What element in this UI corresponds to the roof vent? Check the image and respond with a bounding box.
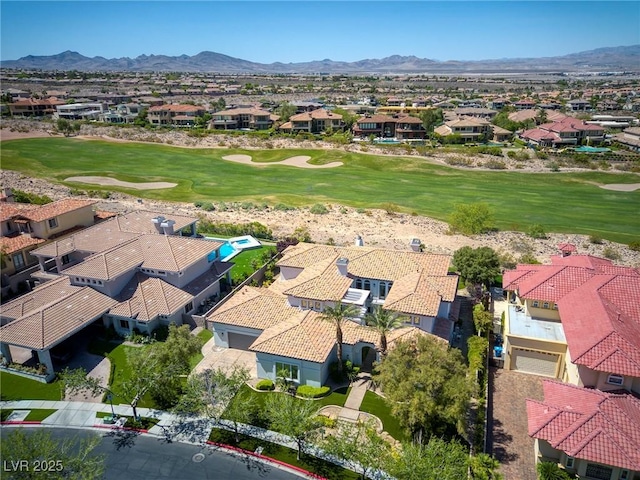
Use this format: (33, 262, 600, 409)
(410, 238, 422, 252)
(151, 216, 165, 234)
(355, 235, 364, 247)
(161, 219, 175, 235)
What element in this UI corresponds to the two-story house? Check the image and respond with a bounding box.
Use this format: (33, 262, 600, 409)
(521, 116, 605, 148)
(502, 251, 640, 480)
(352, 114, 427, 140)
(279, 109, 344, 134)
(211, 107, 277, 131)
(433, 117, 492, 142)
(207, 241, 459, 387)
(0, 210, 231, 380)
(8, 98, 64, 117)
(147, 104, 206, 127)
(1, 198, 96, 296)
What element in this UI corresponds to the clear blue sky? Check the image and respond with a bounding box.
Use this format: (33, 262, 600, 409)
(1, 1, 639, 63)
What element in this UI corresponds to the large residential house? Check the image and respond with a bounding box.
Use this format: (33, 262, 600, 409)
(0, 211, 231, 381)
(279, 109, 344, 134)
(614, 126, 640, 152)
(55, 103, 106, 121)
(147, 104, 206, 127)
(8, 98, 64, 117)
(502, 251, 640, 479)
(211, 107, 277, 131)
(433, 117, 492, 142)
(521, 116, 605, 148)
(352, 114, 427, 140)
(1, 197, 97, 296)
(207, 242, 459, 387)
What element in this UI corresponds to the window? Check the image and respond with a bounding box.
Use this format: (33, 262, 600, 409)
(532, 300, 539, 307)
(607, 374, 624, 386)
(314, 301, 321, 311)
(619, 470, 629, 480)
(553, 303, 558, 310)
(363, 280, 371, 291)
(565, 456, 575, 469)
(412, 316, 420, 325)
(48, 218, 58, 228)
(119, 319, 130, 330)
(184, 301, 194, 313)
(275, 362, 299, 382)
(301, 300, 308, 309)
(12, 253, 25, 270)
(355, 279, 362, 289)
(61, 254, 70, 265)
(585, 464, 613, 480)
(543, 302, 550, 309)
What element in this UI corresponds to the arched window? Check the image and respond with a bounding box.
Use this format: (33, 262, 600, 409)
(355, 279, 362, 289)
(363, 280, 371, 291)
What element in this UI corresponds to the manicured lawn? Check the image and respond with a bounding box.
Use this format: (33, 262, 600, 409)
(209, 428, 360, 480)
(0, 371, 63, 401)
(229, 246, 277, 281)
(1, 408, 57, 422)
(197, 328, 213, 343)
(359, 390, 408, 442)
(188, 330, 212, 369)
(2, 138, 638, 242)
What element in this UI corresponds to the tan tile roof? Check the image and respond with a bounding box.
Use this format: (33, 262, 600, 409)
(384, 272, 459, 316)
(282, 257, 354, 301)
(289, 109, 343, 121)
(207, 286, 297, 330)
(15, 199, 95, 223)
(214, 107, 272, 116)
(62, 235, 222, 280)
(0, 203, 38, 222)
(148, 104, 204, 113)
(0, 286, 116, 349)
(110, 273, 193, 321)
(0, 233, 46, 255)
(113, 211, 196, 234)
(250, 311, 377, 363)
(0, 277, 79, 322)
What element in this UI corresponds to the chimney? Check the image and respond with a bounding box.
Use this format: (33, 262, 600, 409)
(336, 257, 349, 276)
(0, 187, 14, 203)
(355, 235, 364, 247)
(151, 216, 165, 234)
(410, 238, 422, 252)
(161, 219, 175, 235)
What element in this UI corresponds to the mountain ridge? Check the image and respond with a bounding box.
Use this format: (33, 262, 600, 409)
(1, 45, 638, 73)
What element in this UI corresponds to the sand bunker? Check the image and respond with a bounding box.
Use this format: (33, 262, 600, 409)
(65, 176, 177, 190)
(222, 154, 342, 169)
(599, 183, 640, 192)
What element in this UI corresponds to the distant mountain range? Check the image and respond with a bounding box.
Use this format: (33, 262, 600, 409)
(1, 46, 639, 74)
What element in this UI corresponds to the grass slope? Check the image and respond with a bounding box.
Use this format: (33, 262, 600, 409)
(2, 138, 639, 242)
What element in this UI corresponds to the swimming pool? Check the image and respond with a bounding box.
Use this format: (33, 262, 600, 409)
(205, 235, 262, 261)
(218, 242, 238, 259)
(375, 138, 401, 144)
(574, 146, 611, 153)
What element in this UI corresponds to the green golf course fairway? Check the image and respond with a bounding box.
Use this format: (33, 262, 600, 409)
(2, 137, 639, 243)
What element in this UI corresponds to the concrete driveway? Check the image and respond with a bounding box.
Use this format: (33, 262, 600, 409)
(193, 337, 257, 377)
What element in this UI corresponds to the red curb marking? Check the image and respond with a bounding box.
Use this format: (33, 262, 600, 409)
(206, 441, 326, 479)
(0, 421, 41, 425)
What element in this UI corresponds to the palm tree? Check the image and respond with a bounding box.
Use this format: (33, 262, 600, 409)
(365, 306, 404, 357)
(319, 302, 360, 376)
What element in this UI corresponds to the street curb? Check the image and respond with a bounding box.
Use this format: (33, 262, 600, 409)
(206, 441, 325, 479)
(0, 421, 41, 425)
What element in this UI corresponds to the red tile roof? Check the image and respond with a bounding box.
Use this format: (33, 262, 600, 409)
(557, 243, 577, 253)
(0, 233, 46, 255)
(13, 199, 95, 223)
(527, 380, 640, 471)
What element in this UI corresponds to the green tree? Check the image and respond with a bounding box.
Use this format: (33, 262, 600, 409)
(56, 118, 72, 136)
(374, 335, 473, 438)
(223, 389, 259, 442)
(331, 107, 358, 130)
(276, 102, 297, 122)
(365, 306, 404, 357)
(470, 453, 503, 480)
(176, 364, 250, 421)
(419, 108, 444, 133)
(453, 246, 501, 287)
(448, 202, 495, 235)
(265, 393, 322, 460)
(385, 437, 470, 480)
(528, 224, 547, 239)
(536, 461, 573, 480)
(134, 107, 149, 127)
(473, 303, 494, 336)
(1, 428, 105, 480)
(319, 302, 360, 376)
(322, 420, 391, 479)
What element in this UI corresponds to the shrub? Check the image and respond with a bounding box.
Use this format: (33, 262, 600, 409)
(296, 385, 331, 399)
(589, 234, 604, 245)
(329, 360, 360, 382)
(537, 151, 549, 160)
(12, 189, 52, 205)
(628, 241, 640, 252)
(200, 202, 215, 211)
(310, 203, 329, 215)
(467, 336, 489, 374)
(528, 224, 547, 239)
(256, 379, 275, 391)
(548, 161, 560, 172)
(274, 203, 295, 211)
(602, 246, 620, 261)
(314, 415, 337, 428)
(483, 159, 506, 169)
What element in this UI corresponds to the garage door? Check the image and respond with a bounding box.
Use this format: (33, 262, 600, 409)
(511, 349, 559, 377)
(228, 332, 258, 350)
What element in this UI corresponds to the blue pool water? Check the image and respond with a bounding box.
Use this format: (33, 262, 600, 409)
(234, 238, 251, 245)
(375, 139, 401, 144)
(574, 146, 611, 153)
(219, 242, 238, 259)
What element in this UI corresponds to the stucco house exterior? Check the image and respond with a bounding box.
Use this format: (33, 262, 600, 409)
(279, 109, 344, 134)
(502, 249, 640, 479)
(1, 197, 97, 295)
(0, 211, 231, 380)
(207, 242, 458, 387)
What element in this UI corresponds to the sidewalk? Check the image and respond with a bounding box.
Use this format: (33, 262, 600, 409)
(338, 371, 371, 421)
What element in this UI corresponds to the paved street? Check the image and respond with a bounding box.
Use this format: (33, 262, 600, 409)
(2, 427, 304, 480)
